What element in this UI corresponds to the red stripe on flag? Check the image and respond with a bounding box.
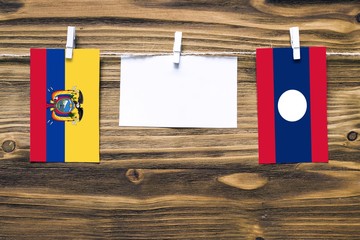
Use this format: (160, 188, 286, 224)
(30, 49, 47, 162)
(309, 47, 328, 163)
(256, 48, 276, 164)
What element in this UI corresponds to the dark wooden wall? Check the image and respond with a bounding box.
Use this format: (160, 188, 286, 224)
(0, 0, 360, 239)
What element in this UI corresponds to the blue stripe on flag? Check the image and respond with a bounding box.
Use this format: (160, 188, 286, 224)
(273, 47, 312, 163)
(46, 49, 65, 162)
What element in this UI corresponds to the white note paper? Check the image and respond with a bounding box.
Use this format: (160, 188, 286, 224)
(119, 55, 237, 128)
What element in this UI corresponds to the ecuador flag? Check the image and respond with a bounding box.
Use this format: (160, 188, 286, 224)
(256, 47, 328, 164)
(30, 49, 100, 163)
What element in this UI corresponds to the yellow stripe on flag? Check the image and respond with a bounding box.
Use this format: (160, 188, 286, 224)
(65, 49, 100, 162)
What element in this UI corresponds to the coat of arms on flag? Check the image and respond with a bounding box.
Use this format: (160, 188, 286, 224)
(30, 49, 100, 163)
(256, 47, 328, 164)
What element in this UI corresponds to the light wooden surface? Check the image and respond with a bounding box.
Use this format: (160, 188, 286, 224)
(0, 0, 360, 239)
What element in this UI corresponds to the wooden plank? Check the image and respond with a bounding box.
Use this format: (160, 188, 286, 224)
(0, 1, 359, 54)
(0, 167, 359, 239)
(0, 0, 359, 239)
(0, 56, 359, 166)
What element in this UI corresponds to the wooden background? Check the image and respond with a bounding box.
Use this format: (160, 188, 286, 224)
(1, 0, 360, 239)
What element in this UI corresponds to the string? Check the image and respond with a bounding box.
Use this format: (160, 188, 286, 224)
(0, 51, 360, 58)
(102, 51, 257, 57)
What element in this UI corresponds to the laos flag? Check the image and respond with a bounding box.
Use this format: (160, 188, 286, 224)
(30, 49, 100, 163)
(256, 47, 328, 164)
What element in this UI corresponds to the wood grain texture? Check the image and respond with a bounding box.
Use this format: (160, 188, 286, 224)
(0, 0, 360, 239)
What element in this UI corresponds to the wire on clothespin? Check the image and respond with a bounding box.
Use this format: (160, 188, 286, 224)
(173, 31, 182, 64)
(66, 26, 76, 59)
(290, 27, 300, 60)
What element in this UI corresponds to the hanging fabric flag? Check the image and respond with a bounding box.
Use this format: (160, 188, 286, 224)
(256, 47, 328, 164)
(30, 49, 100, 163)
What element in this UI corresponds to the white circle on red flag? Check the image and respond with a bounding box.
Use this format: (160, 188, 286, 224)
(278, 89, 307, 122)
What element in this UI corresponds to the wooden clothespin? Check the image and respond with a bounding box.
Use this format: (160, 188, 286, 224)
(290, 27, 300, 60)
(173, 31, 182, 64)
(66, 26, 76, 59)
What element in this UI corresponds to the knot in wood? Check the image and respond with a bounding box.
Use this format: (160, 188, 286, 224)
(125, 169, 144, 184)
(0, 0, 24, 14)
(356, 13, 360, 23)
(218, 173, 268, 190)
(347, 131, 358, 141)
(2, 140, 16, 153)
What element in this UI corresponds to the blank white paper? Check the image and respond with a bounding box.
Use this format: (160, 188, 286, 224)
(119, 55, 237, 128)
